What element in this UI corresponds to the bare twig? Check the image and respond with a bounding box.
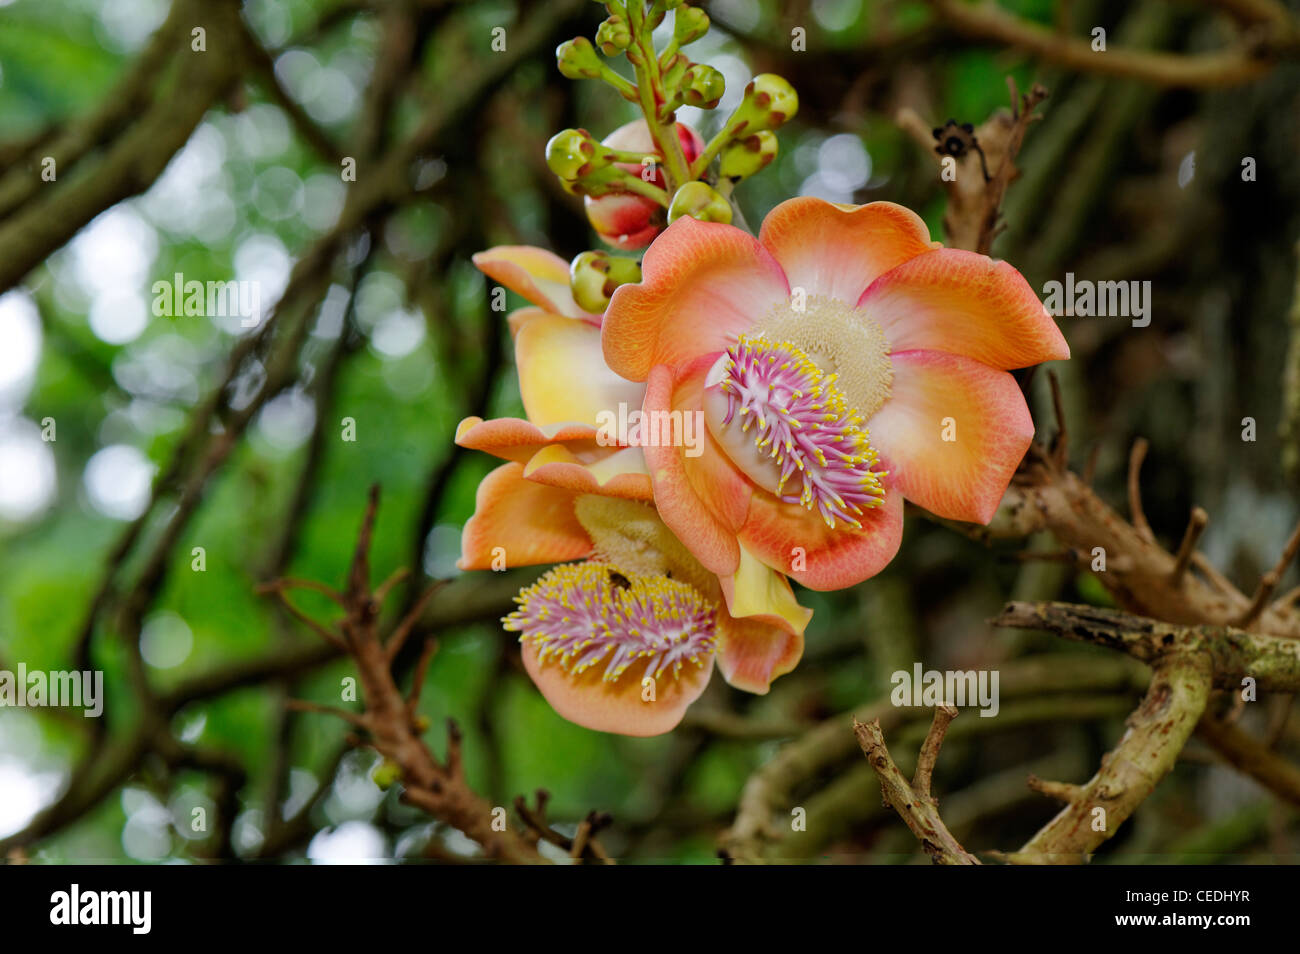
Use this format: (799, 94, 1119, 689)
(1127, 438, 1156, 544)
(1238, 520, 1300, 626)
(261, 488, 546, 863)
(1171, 507, 1210, 584)
(897, 77, 1048, 253)
(854, 712, 981, 865)
(912, 705, 960, 800)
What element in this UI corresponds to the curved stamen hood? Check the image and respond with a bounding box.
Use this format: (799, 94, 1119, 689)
(503, 562, 717, 683)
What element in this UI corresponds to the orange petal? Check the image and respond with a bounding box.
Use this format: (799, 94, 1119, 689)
(860, 248, 1069, 370)
(472, 246, 596, 319)
(602, 216, 788, 381)
(867, 349, 1034, 524)
(758, 197, 938, 304)
(715, 611, 804, 695)
(515, 313, 646, 428)
(738, 480, 904, 591)
(718, 545, 813, 637)
(521, 640, 714, 736)
(455, 416, 602, 464)
(458, 463, 592, 570)
(643, 358, 751, 580)
(522, 444, 654, 501)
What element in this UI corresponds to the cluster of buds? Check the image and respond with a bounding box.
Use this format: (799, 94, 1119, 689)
(549, 1, 800, 299)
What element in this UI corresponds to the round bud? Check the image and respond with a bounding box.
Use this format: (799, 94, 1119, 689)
(668, 181, 733, 225)
(673, 5, 710, 45)
(718, 130, 778, 180)
(727, 73, 799, 134)
(545, 128, 600, 181)
(570, 251, 643, 313)
(595, 15, 632, 55)
(556, 36, 603, 80)
(372, 760, 402, 791)
(681, 63, 725, 109)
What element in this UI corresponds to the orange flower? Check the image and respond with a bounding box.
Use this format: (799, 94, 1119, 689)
(456, 245, 811, 736)
(601, 197, 1069, 591)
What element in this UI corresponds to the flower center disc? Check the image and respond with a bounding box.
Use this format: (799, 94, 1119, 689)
(503, 562, 716, 683)
(703, 296, 893, 529)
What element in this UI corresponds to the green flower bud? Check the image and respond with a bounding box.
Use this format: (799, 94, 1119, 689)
(668, 181, 732, 225)
(570, 251, 642, 313)
(681, 63, 725, 109)
(726, 73, 799, 135)
(562, 164, 641, 198)
(673, 6, 710, 45)
(372, 759, 402, 791)
(557, 36, 604, 80)
(545, 128, 602, 181)
(595, 15, 632, 55)
(718, 130, 778, 181)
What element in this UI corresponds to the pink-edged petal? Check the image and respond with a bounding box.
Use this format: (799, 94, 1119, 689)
(738, 479, 904, 591)
(454, 416, 602, 464)
(515, 313, 646, 428)
(472, 246, 597, 319)
(758, 197, 938, 304)
(522, 444, 654, 501)
(643, 358, 752, 580)
(718, 545, 813, 637)
(860, 248, 1069, 370)
(867, 349, 1034, 524)
(522, 639, 713, 736)
(715, 612, 804, 695)
(602, 216, 789, 382)
(458, 463, 592, 570)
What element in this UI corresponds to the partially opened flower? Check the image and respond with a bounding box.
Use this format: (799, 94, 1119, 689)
(460, 244, 650, 500)
(602, 197, 1069, 591)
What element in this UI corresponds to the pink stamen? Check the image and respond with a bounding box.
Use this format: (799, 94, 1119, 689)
(503, 563, 717, 682)
(717, 336, 887, 529)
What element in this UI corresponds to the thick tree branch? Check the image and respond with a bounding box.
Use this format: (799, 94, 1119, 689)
(929, 0, 1293, 87)
(991, 601, 1300, 691)
(996, 652, 1213, 863)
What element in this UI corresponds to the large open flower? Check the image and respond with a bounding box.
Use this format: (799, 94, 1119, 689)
(602, 197, 1069, 591)
(455, 246, 811, 735)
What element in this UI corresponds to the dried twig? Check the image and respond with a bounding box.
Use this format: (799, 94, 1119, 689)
(1170, 507, 1210, 585)
(897, 77, 1048, 253)
(261, 487, 546, 863)
(854, 708, 981, 865)
(1127, 438, 1156, 544)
